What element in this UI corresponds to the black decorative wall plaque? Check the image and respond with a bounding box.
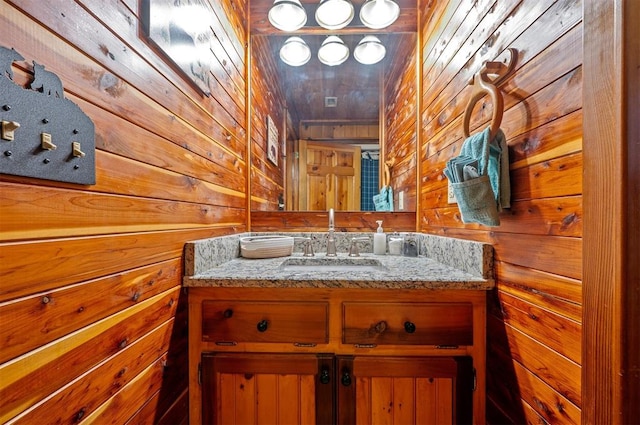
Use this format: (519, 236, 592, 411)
(0, 45, 96, 185)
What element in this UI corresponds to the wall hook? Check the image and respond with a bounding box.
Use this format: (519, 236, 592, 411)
(463, 48, 517, 139)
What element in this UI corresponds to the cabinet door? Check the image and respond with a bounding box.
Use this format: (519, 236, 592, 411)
(201, 353, 335, 425)
(336, 356, 473, 425)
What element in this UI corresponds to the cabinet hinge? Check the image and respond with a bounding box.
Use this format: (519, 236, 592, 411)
(472, 368, 477, 392)
(354, 344, 377, 349)
(198, 362, 202, 386)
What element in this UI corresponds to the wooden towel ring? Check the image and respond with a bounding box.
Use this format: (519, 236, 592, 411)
(382, 158, 395, 187)
(463, 63, 504, 140)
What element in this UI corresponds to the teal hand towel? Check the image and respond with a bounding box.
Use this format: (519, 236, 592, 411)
(459, 127, 510, 210)
(373, 185, 394, 211)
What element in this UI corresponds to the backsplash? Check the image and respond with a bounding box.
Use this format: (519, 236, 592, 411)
(185, 232, 493, 279)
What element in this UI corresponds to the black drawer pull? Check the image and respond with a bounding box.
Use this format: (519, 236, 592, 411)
(257, 320, 268, 332)
(223, 309, 233, 318)
(404, 321, 416, 333)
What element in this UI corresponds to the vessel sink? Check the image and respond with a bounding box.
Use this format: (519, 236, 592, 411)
(280, 257, 386, 273)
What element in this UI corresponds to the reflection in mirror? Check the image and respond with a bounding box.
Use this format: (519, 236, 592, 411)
(249, 1, 417, 213)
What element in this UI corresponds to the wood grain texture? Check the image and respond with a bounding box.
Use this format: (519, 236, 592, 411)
(0, 289, 180, 422)
(202, 353, 320, 424)
(0, 258, 180, 364)
(0, 0, 247, 423)
(202, 300, 328, 343)
(250, 210, 417, 232)
(190, 286, 486, 424)
(351, 357, 458, 424)
(487, 315, 581, 407)
(249, 35, 286, 211)
(342, 302, 473, 346)
(582, 0, 640, 423)
(419, 0, 584, 421)
(384, 32, 418, 211)
(487, 346, 580, 425)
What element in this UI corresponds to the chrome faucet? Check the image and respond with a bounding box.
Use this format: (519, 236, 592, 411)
(326, 208, 337, 256)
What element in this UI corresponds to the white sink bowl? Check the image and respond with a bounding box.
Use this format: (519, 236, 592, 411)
(240, 235, 294, 259)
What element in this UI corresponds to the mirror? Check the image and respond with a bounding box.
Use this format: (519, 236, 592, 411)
(249, 0, 418, 212)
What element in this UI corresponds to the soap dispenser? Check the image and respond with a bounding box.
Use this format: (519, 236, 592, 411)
(373, 220, 386, 255)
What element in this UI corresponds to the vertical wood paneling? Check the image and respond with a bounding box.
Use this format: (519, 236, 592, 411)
(201, 352, 323, 424)
(299, 374, 316, 423)
(355, 377, 372, 425)
(582, 1, 640, 423)
(418, 0, 583, 422)
(277, 375, 301, 423)
(256, 374, 278, 423)
(370, 377, 393, 424)
(393, 377, 415, 424)
(219, 374, 237, 423)
(235, 374, 257, 424)
(0, 0, 247, 423)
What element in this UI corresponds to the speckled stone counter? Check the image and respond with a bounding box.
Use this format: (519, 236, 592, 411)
(183, 232, 494, 290)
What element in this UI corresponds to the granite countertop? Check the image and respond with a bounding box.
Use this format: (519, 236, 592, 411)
(183, 233, 494, 290)
(184, 256, 491, 289)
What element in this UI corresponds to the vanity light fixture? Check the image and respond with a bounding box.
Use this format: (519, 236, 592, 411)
(315, 0, 355, 30)
(268, 0, 307, 31)
(317, 35, 349, 66)
(353, 35, 386, 64)
(279, 36, 312, 66)
(359, 0, 400, 29)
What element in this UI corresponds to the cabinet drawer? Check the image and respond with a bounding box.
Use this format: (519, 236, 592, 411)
(202, 301, 329, 344)
(343, 302, 473, 346)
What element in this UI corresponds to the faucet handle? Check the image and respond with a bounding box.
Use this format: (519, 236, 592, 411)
(348, 237, 370, 257)
(294, 237, 315, 257)
(303, 240, 315, 257)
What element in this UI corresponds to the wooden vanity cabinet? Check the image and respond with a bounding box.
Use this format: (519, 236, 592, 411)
(201, 352, 335, 424)
(189, 287, 486, 424)
(336, 355, 472, 424)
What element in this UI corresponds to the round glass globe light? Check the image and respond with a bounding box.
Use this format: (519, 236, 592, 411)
(279, 37, 312, 66)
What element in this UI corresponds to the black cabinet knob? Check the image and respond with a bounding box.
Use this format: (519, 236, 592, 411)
(320, 367, 331, 384)
(223, 309, 233, 318)
(257, 320, 268, 332)
(341, 369, 352, 386)
(404, 321, 416, 333)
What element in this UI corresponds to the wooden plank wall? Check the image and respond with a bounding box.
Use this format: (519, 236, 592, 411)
(299, 121, 379, 141)
(249, 36, 287, 211)
(250, 210, 416, 232)
(418, 0, 583, 423)
(0, 0, 247, 423)
(384, 32, 418, 211)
